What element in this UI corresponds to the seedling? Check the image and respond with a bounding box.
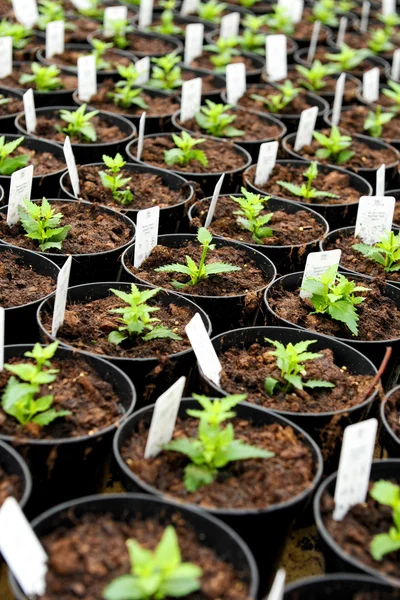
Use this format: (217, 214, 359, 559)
(325, 44, 371, 73)
(90, 38, 114, 71)
(310, 0, 339, 27)
(368, 29, 394, 55)
(197, 0, 227, 23)
(37, 0, 74, 30)
(164, 393, 274, 491)
(149, 0, 183, 36)
(149, 51, 183, 90)
(363, 105, 395, 138)
(352, 231, 400, 273)
(155, 227, 240, 289)
(19, 63, 63, 92)
(301, 265, 369, 335)
(1, 341, 71, 426)
(313, 126, 355, 165)
(0, 20, 32, 49)
(57, 104, 99, 142)
(164, 131, 208, 167)
(231, 187, 273, 243)
(377, 12, 400, 36)
(251, 80, 301, 113)
(383, 81, 400, 111)
(0, 95, 10, 107)
(110, 83, 148, 111)
(238, 15, 266, 55)
(203, 37, 240, 73)
(277, 162, 340, 200)
(108, 285, 182, 345)
(369, 480, 400, 561)
(103, 526, 202, 600)
(194, 100, 244, 137)
(78, 0, 104, 20)
(106, 19, 134, 49)
(296, 61, 338, 92)
(264, 5, 295, 35)
(115, 63, 141, 86)
(99, 153, 133, 206)
(0, 136, 30, 176)
(238, 0, 262, 8)
(18, 197, 70, 252)
(264, 338, 335, 395)
(337, 0, 356, 11)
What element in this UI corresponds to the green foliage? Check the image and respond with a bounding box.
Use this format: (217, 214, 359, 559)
(251, 80, 301, 113)
(165, 393, 274, 491)
(1, 341, 71, 426)
(103, 526, 202, 600)
(368, 29, 394, 55)
(238, 15, 266, 55)
(231, 187, 273, 243)
(194, 100, 244, 137)
(149, 0, 183, 36)
(0, 20, 32, 49)
(164, 131, 208, 167)
(377, 12, 400, 36)
(155, 227, 240, 289)
(277, 161, 340, 200)
(116, 63, 141, 86)
(310, 1, 338, 26)
(18, 197, 70, 252)
(264, 338, 335, 395)
(313, 126, 355, 165)
(110, 83, 148, 111)
(78, 0, 104, 20)
(337, 0, 356, 12)
(107, 19, 134, 49)
(0, 136, 29, 176)
(108, 285, 182, 346)
(325, 44, 371, 72)
(370, 480, 400, 561)
(301, 265, 369, 335)
(296, 61, 337, 92)
(19, 63, 63, 92)
(203, 37, 240, 73)
(363, 105, 395, 138)
(57, 104, 99, 142)
(99, 154, 133, 206)
(90, 38, 114, 71)
(37, 0, 65, 29)
(264, 5, 294, 35)
(237, 0, 262, 8)
(352, 231, 400, 273)
(0, 95, 10, 107)
(197, 0, 227, 23)
(149, 51, 183, 90)
(383, 80, 400, 111)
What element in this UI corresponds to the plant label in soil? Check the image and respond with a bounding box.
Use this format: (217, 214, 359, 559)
(11, 0, 38, 29)
(0, 307, 4, 371)
(144, 376, 186, 459)
(134, 206, 160, 268)
(205, 173, 224, 227)
(376, 164, 385, 197)
(360, 0, 370, 33)
(137, 112, 146, 161)
(181, 77, 202, 123)
(64, 136, 80, 197)
(355, 195, 395, 245)
(139, 0, 154, 30)
(392, 48, 400, 81)
(52, 255, 72, 337)
(104, 5, 128, 36)
(382, 0, 395, 15)
(279, 0, 303, 23)
(184, 23, 204, 65)
(185, 312, 221, 386)
(7, 164, 33, 226)
(226, 62, 246, 106)
(294, 106, 318, 152)
(135, 56, 150, 85)
(333, 418, 378, 521)
(220, 12, 240, 38)
(180, 0, 199, 16)
(78, 54, 97, 102)
(23, 88, 37, 135)
(336, 16, 347, 47)
(307, 20, 321, 63)
(362, 67, 380, 103)
(0, 497, 48, 596)
(0, 37, 12, 79)
(70, 0, 92, 9)
(255, 140, 279, 186)
(331, 72, 346, 127)
(267, 568, 286, 600)
(265, 34, 287, 82)
(300, 249, 341, 298)
(45, 20, 65, 59)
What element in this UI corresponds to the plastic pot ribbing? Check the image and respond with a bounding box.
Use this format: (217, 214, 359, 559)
(380, 385, 400, 458)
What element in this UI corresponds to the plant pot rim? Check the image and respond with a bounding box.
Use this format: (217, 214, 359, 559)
(380, 385, 400, 450)
(325, 29, 396, 61)
(4, 61, 78, 96)
(294, 46, 391, 70)
(284, 572, 395, 594)
(261, 68, 362, 91)
(0, 87, 24, 122)
(0, 438, 32, 509)
(324, 105, 400, 144)
(181, 49, 264, 77)
(205, 26, 299, 53)
(87, 28, 184, 55)
(0, 133, 67, 179)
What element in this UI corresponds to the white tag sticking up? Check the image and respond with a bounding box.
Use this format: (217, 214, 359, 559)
(331, 73, 346, 127)
(267, 569, 286, 600)
(336, 16, 347, 46)
(104, 5, 128, 36)
(139, 0, 154, 29)
(220, 12, 240, 38)
(355, 196, 395, 245)
(376, 165, 385, 197)
(52, 256, 72, 337)
(78, 54, 97, 102)
(294, 106, 318, 152)
(181, 77, 202, 122)
(226, 63, 246, 106)
(363, 67, 380, 103)
(180, 0, 199, 15)
(0, 37, 12, 79)
(360, 0, 370, 33)
(0, 307, 4, 371)
(292, 0, 304, 23)
(7, 165, 34, 226)
(134, 206, 160, 268)
(307, 21, 321, 63)
(23, 88, 37, 135)
(255, 141, 279, 187)
(185, 313, 221, 386)
(300, 249, 341, 298)
(204, 173, 224, 228)
(184, 23, 204, 65)
(11, 0, 38, 29)
(137, 112, 146, 161)
(70, 0, 92, 9)
(382, 0, 396, 16)
(45, 20, 64, 59)
(135, 56, 150, 85)
(265, 34, 287, 82)
(63, 137, 80, 198)
(392, 49, 400, 81)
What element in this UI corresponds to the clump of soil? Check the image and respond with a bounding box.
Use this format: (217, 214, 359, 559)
(0, 63, 77, 91)
(99, 31, 176, 55)
(0, 202, 133, 255)
(191, 52, 256, 72)
(0, 465, 22, 507)
(39, 512, 251, 600)
(2, 143, 65, 176)
(385, 388, 400, 441)
(44, 49, 131, 71)
(238, 86, 313, 116)
(0, 250, 56, 308)
(336, 105, 400, 141)
(0, 94, 23, 116)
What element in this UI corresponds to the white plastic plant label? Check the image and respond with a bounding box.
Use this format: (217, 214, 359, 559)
(355, 196, 395, 245)
(70, 0, 92, 9)
(52, 256, 72, 337)
(134, 206, 160, 268)
(331, 72, 346, 127)
(185, 312, 222, 386)
(294, 106, 318, 152)
(12, 0, 38, 29)
(135, 56, 150, 85)
(184, 23, 204, 65)
(0, 497, 48, 596)
(336, 16, 347, 47)
(267, 569, 286, 600)
(300, 249, 341, 299)
(392, 48, 400, 81)
(144, 376, 186, 459)
(360, 0, 370, 33)
(78, 54, 97, 102)
(265, 34, 287, 82)
(23, 88, 37, 135)
(104, 5, 128, 36)
(0, 307, 4, 371)
(180, 77, 202, 123)
(45, 20, 65, 59)
(0, 37, 12, 79)
(7, 165, 34, 226)
(181, 0, 199, 15)
(226, 62, 246, 106)
(363, 67, 380, 103)
(333, 418, 378, 521)
(376, 164, 385, 197)
(292, 0, 304, 23)
(63, 136, 80, 198)
(382, 0, 395, 16)
(255, 141, 279, 187)
(139, 0, 154, 30)
(137, 112, 146, 161)
(205, 173, 225, 227)
(220, 12, 240, 38)
(307, 20, 321, 63)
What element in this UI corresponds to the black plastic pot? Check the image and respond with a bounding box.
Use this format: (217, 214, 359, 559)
(0, 86, 24, 134)
(185, 50, 264, 83)
(113, 398, 323, 595)
(385, 189, 400, 230)
(188, 194, 329, 274)
(36, 281, 212, 406)
(126, 132, 252, 196)
(0, 198, 136, 286)
(0, 439, 32, 510)
(356, 83, 396, 110)
(326, 28, 396, 64)
(149, 10, 215, 41)
(60, 162, 194, 234)
(0, 344, 136, 516)
(8, 492, 259, 600)
(14, 106, 137, 163)
(243, 160, 373, 230)
(284, 573, 397, 599)
(12, 30, 45, 62)
(380, 385, 400, 458)
(314, 459, 400, 586)
(88, 28, 184, 58)
(264, 271, 400, 389)
(121, 234, 276, 334)
(180, 66, 226, 102)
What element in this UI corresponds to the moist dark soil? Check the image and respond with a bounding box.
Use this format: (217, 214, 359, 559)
(218, 343, 374, 413)
(335, 31, 399, 57)
(385, 388, 400, 441)
(190, 196, 325, 246)
(65, 165, 187, 210)
(42, 294, 196, 359)
(138, 136, 247, 173)
(122, 416, 315, 509)
(0, 63, 77, 91)
(269, 278, 400, 341)
(0, 357, 122, 440)
(371, 91, 400, 110)
(45, 49, 131, 71)
(0, 202, 133, 255)
(65, 17, 100, 43)
(394, 202, 400, 226)
(191, 53, 256, 72)
(39, 513, 250, 600)
(99, 31, 176, 54)
(303, 46, 388, 78)
(263, 70, 360, 102)
(324, 231, 400, 283)
(130, 242, 269, 296)
(245, 163, 361, 205)
(335, 105, 400, 142)
(181, 70, 222, 93)
(4, 144, 66, 176)
(0, 95, 23, 116)
(0, 250, 56, 308)
(0, 465, 22, 507)
(13, 37, 45, 61)
(292, 19, 329, 43)
(237, 86, 312, 116)
(321, 481, 400, 580)
(0, 0, 11, 16)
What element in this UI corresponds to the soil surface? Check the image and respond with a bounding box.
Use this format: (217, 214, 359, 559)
(370, 91, 400, 110)
(0, 95, 23, 116)
(0, 0, 11, 15)
(0, 250, 56, 308)
(237, 86, 313, 116)
(2, 143, 65, 176)
(191, 52, 256, 72)
(122, 416, 315, 509)
(302, 46, 388, 78)
(99, 31, 176, 54)
(39, 512, 250, 600)
(218, 343, 374, 413)
(181, 70, 222, 93)
(0, 357, 122, 440)
(0, 465, 22, 507)
(65, 17, 100, 43)
(292, 19, 329, 43)
(262, 70, 360, 103)
(336, 31, 399, 57)
(0, 202, 133, 255)
(0, 63, 77, 91)
(335, 105, 400, 142)
(385, 388, 400, 441)
(44, 49, 131, 71)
